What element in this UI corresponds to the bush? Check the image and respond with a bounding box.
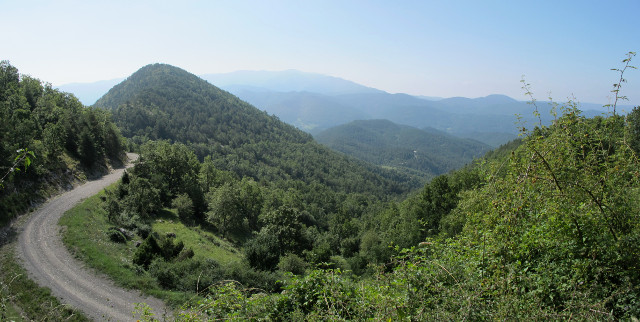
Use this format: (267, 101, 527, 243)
(244, 233, 280, 271)
(107, 227, 127, 243)
(172, 193, 194, 223)
(277, 253, 308, 275)
(176, 248, 195, 261)
(133, 234, 161, 269)
(135, 224, 151, 239)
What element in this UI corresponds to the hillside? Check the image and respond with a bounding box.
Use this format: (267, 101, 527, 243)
(63, 64, 435, 306)
(160, 97, 640, 321)
(94, 64, 310, 149)
(95, 64, 421, 203)
(315, 119, 490, 179)
(0, 61, 126, 223)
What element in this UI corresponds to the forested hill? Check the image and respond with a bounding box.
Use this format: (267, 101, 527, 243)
(315, 119, 490, 179)
(95, 64, 421, 199)
(94, 63, 311, 148)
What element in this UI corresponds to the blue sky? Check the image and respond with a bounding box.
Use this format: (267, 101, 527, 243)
(2, 0, 639, 105)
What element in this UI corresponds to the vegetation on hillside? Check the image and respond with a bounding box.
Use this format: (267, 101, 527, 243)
(92, 74, 490, 293)
(315, 119, 490, 180)
(169, 107, 639, 321)
(6, 53, 639, 320)
(120, 53, 638, 320)
(95, 64, 421, 200)
(0, 61, 126, 224)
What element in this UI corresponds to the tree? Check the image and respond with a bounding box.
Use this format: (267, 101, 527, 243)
(135, 141, 200, 205)
(237, 178, 263, 232)
(206, 183, 243, 238)
(123, 175, 161, 218)
(172, 193, 194, 223)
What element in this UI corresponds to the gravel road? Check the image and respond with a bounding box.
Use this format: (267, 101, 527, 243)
(17, 154, 168, 321)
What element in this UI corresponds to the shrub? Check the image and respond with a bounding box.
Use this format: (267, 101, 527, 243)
(133, 234, 161, 269)
(107, 227, 127, 243)
(277, 253, 308, 275)
(172, 193, 194, 223)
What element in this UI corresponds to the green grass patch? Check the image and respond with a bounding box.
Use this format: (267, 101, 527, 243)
(60, 188, 187, 306)
(59, 183, 244, 308)
(2, 302, 23, 322)
(152, 211, 241, 265)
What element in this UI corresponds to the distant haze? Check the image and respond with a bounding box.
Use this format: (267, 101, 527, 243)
(58, 68, 632, 148)
(3, 1, 638, 105)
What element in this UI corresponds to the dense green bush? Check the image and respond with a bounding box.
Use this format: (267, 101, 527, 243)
(107, 227, 127, 243)
(171, 65, 640, 319)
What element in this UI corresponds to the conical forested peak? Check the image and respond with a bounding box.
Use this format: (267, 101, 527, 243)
(94, 63, 313, 151)
(94, 63, 229, 110)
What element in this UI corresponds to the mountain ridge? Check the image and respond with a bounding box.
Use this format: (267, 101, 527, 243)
(200, 69, 385, 95)
(315, 119, 490, 179)
(72, 68, 626, 147)
(95, 63, 422, 197)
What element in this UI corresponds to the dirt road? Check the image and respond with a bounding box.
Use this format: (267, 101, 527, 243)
(17, 154, 168, 321)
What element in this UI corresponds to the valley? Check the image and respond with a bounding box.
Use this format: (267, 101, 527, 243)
(2, 56, 639, 320)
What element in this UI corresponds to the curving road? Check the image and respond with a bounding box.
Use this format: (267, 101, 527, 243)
(17, 154, 168, 321)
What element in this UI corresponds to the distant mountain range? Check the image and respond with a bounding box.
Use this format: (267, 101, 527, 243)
(60, 69, 627, 147)
(200, 70, 385, 95)
(94, 63, 423, 196)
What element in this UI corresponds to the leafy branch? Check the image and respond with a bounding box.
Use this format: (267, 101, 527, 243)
(521, 77, 543, 129)
(0, 148, 35, 189)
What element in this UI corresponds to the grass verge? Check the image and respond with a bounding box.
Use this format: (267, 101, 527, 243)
(59, 184, 244, 308)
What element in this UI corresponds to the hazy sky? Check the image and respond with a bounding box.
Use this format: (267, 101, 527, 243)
(2, 0, 639, 105)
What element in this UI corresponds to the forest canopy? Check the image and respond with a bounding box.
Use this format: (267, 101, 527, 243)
(0, 61, 126, 223)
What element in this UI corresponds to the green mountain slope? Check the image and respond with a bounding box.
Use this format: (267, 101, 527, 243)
(169, 100, 640, 321)
(315, 119, 490, 179)
(94, 64, 308, 147)
(95, 64, 420, 200)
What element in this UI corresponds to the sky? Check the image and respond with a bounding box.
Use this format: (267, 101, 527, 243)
(2, 0, 639, 105)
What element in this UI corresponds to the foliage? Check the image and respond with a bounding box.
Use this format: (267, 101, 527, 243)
(172, 193, 194, 223)
(0, 61, 126, 223)
(277, 253, 309, 275)
(133, 233, 184, 269)
(315, 119, 490, 180)
(137, 54, 640, 320)
(627, 105, 640, 154)
(0, 148, 35, 189)
(205, 183, 243, 238)
(244, 206, 310, 271)
(453, 104, 640, 317)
